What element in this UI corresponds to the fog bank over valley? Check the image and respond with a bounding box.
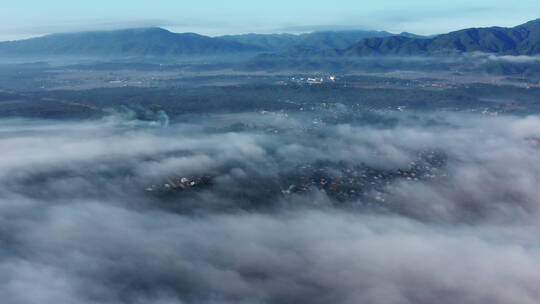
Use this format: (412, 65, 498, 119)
(1, 110, 540, 303)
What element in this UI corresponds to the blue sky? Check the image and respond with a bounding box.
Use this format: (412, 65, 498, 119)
(1, 0, 539, 41)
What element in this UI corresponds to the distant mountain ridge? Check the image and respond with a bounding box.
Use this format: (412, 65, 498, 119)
(345, 19, 540, 56)
(0, 28, 264, 57)
(0, 27, 430, 58)
(219, 30, 401, 52)
(1, 19, 540, 59)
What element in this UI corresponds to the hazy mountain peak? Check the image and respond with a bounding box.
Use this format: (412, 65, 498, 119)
(0, 27, 263, 57)
(517, 18, 540, 30)
(345, 18, 540, 56)
(44, 27, 172, 38)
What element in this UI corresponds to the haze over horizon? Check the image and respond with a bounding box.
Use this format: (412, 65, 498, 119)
(2, 0, 540, 41)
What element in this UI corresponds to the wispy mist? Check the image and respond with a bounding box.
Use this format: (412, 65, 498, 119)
(1, 110, 540, 303)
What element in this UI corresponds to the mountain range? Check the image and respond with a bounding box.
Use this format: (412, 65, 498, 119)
(0, 27, 428, 58)
(0, 19, 539, 58)
(219, 30, 431, 52)
(344, 19, 540, 56)
(0, 28, 264, 57)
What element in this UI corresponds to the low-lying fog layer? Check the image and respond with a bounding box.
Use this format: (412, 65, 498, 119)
(1, 110, 540, 304)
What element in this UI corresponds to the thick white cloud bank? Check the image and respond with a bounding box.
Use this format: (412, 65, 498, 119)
(1, 112, 540, 303)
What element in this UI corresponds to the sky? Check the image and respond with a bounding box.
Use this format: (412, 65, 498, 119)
(1, 0, 540, 41)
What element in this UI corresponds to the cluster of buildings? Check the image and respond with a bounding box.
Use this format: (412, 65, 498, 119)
(280, 150, 448, 203)
(145, 175, 212, 195)
(289, 75, 337, 85)
(144, 149, 448, 205)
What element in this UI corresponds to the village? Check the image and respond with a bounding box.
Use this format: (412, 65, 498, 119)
(144, 149, 448, 205)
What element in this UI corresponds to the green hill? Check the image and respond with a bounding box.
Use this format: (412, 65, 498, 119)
(219, 30, 428, 52)
(345, 19, 540, 56)
(0, 28, 264, 57)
